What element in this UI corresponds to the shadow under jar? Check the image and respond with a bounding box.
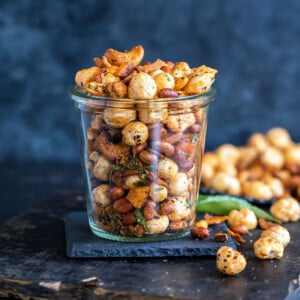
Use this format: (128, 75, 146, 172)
(70, 86, 216, 242)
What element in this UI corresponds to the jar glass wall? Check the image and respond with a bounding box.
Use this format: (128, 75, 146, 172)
(71, 86, 216, 242)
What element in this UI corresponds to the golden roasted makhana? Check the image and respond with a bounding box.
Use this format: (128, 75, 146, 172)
(75, 45, 218, 99)
(201, 127, 300, 207)
(216, 246, 247, 275)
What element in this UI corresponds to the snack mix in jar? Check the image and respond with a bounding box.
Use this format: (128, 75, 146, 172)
(71, 45, 217, 242)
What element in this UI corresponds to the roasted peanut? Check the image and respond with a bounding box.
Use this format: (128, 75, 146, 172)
(169, 220, 187, 231)
(172, 148, 194, 172)
(190, 227, 210, 239)
(163, 132, 183, 144)
(132, 143, 147, 155)
(148, 123, 167, 141)
(188, 124, 202, 133)
(151, 141, 175, 156)
(158, 88, 179, 98)
(122, 212, 137, 225)
(113, 198, 134, 214)
(160, 200, 176, 215)
(110, 186, 125, 201)
(229, 225, 249, 234)
(143, 206, 159, 220)
(139, 150, 159, 164)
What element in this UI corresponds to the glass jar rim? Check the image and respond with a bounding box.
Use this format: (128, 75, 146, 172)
(70, 85, 216, 107)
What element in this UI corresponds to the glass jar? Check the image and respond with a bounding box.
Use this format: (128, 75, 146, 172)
(70, 86, 216, 242)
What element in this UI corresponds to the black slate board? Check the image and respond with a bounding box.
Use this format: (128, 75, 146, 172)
(65, 212, 236, 258)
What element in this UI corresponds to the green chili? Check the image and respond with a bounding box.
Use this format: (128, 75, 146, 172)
(197, 195, 280, 223)
(134, 208, 149, 230)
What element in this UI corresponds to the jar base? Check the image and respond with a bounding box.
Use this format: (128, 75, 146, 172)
(88, 217, 190, 243)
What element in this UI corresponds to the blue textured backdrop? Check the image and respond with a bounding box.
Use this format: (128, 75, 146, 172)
(1, 0, 300, 162)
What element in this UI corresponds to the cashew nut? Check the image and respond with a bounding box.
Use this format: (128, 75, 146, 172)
(94, 130, 130, 160)
(104, 45, 144, 66)
(75, 66, 99, 88)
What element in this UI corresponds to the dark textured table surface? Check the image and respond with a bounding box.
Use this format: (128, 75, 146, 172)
(0, 163, 299, 299)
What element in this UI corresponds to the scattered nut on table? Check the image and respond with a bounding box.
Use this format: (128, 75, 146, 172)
(216, 246, 247, 275)
(254, 236, 284, 260)
(190, 226, 210, 239)
(270, 197, 300, 222)
(227, 207, 257, 230)
(260, 224, 290, 247)
(214, 233, 229, 243)
(201, 127, 300, 201)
